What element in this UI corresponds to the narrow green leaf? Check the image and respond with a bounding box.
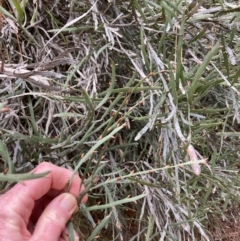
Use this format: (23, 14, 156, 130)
(188, 42, 220, 102)
(98, 86, 162, 96)
(92, 159, 209, 190)
(96, 60, 116, 110)
(8, 0, 25, 23)
(0, 171, 50, 182)
(0, 6, 17, 20)
(161, 1, 177, 18)
(101, 72, 136, 119)
(134, 0, 148, 22)
(216, 132, 240, 137)
(146, 0, 161, 10)
(86, 213, 111, 241)
(0, 140, 13, 173)
(95, 43, 112, 59)
(73, 124, 125, 171)
(81, 89, 95, 112)
(175, 15, 185, 104)
(127, 177, 160, 188)
(2, 129, 58, 144)
(81, 194, 146, 212)
(28, 97, 39, 136)
(232, 68, 240, 85)
(188, 27, 207, 44)
(146, 214, 155, 241)
(48, 26, 94, 33)
(221, 34, 230, 77)
(66, 221, 74, 241)
(53, 113, 85, 118)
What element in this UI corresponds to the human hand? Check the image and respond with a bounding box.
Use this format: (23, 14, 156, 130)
(0, 162, 87, 241)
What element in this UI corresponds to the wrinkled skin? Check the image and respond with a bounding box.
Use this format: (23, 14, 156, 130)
(0, 162, 87, 241)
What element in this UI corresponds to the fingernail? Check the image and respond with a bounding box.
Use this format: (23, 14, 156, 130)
(59, 193, 77, 213)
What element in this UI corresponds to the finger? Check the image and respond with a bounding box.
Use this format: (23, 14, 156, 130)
(31, 162, 87, 202)
(27, 219, 34, 234)
(45, 183, 87, 202)
(30, 186, 87, 224)
(1, 162, 82, 225)
(30, 196, 52, 224)
(31, 193, 78, 241)
(30, 162, 82, 198)
(31, 196, 81, 226)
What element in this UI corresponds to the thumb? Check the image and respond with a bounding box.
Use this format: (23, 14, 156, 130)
(31, 193, 78, 241)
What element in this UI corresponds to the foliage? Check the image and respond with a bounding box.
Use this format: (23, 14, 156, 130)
(0, 0, 240, 240)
